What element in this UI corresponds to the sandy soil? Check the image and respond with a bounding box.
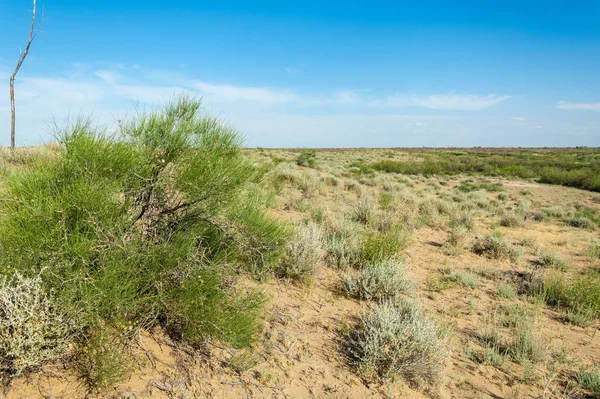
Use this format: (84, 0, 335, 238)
(4, 152, 600, 399)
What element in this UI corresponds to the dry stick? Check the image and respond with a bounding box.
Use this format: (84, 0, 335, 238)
(9, 0, 42, 151)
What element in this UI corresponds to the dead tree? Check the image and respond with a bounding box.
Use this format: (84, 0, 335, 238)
(9, 0, 42, 151)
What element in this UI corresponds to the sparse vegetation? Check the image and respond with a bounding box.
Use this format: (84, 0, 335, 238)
(369, 150, 600, 192)
(3, 143, 600, 398)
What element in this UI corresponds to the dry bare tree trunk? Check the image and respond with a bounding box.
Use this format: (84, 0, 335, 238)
(9, 0, 41, 151)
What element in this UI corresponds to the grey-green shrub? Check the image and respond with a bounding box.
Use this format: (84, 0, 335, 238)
(446, 272, 480, 289)
(500, 211, 524, 227)
(541, 206, 566, 218)
(277, 224, 324, 281)
(444, 226, 470, 254)
(322, 216, 362, 269)
(0, 272, 79, 377)
(586, 241, 600, 263)
(353, 199, 375, 225)
(346, 300, 448, 385)
(535, 249, 570, 271)
(496, 283, 517, 299)
(472, 234, 522, 262)
(343, 260, 415, 301)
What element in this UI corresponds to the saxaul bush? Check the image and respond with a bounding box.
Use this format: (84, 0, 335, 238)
(0, 96, 288, 388)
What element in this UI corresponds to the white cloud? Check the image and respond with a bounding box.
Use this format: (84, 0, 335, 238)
(17, 77, 106, 105)
(192, 81, 297, 104)
(555, 101, 600, 111)
(113, 84, 191, 105)
(385, 93, 511, 110)
(8, 62, 597, 148)
(95, 70, 120, 85)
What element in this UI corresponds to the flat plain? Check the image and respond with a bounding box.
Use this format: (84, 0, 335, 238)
(2, 145, 600, 399)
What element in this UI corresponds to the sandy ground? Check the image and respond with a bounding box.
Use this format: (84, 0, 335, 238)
(4, 152, 600, 399)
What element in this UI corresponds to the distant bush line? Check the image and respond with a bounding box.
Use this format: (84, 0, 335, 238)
(368, 150, 600, 192)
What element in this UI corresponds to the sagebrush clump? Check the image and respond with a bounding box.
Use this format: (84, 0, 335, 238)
(472, 234, 522, 262)
(0, 273, 79, 377)
(277, 224, 325, 281)
(345, 300, 448, 386)
(342, 260, 415, 301)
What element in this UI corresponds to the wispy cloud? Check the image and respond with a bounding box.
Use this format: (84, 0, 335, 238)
(555, 101, 600, 111)
(192, 81, 297, 104)
(9, 62, 594, 147)
(95, 70, 120, 85)
(385, 93, 511, 110)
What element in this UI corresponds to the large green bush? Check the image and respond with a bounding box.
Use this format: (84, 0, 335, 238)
(0, 96, 288, 387)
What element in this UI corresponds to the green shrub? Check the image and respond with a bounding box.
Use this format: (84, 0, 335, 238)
(369, 150, 600, 193)
(457, 181, 505, 193)
(360, 228, 409, 263)
(535, 271, 600, 320)
(378, 191, 393, 210)
(496, 283, 517, 299)
(535, 250, 570, 271)
(74, 330, 131, 391)
(0, 97, 287, 388)
(565, 215, 596, 230)
(577, 365, 600, 394)
(345, 300, 448, 385)
(166, 267, 266, 348)
(472, 234, 522, 262)
(343, 260, 415, 301)
(586, 241, 600, 263)
(296, 149, 317, 168)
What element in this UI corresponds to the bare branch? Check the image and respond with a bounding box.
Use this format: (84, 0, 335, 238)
(9, 0, 44, 151)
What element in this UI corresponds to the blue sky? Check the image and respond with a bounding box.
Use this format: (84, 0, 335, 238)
(1, 0, 599, 147)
